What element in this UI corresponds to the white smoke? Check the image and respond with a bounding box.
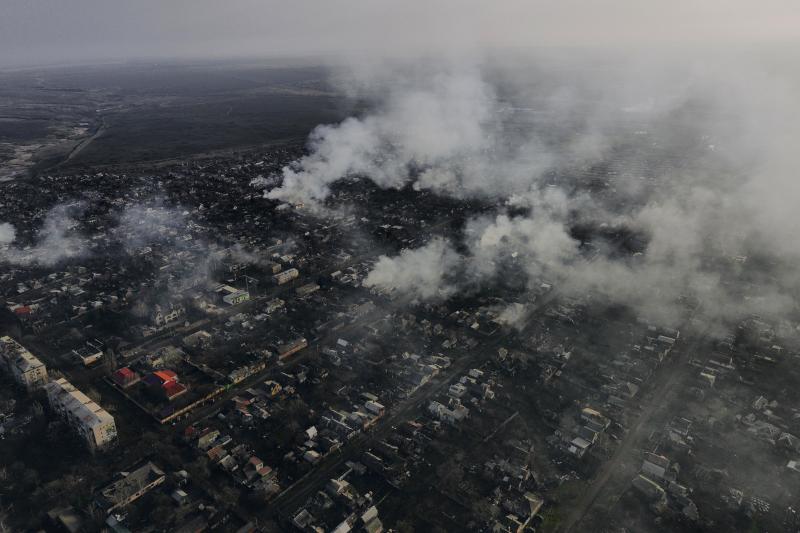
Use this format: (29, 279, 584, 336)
(0, 204, 88, 266)
(0, 222, 15, 246)
(493, 302, 530, 330)
(263, 51, 800, 328)
(363, 238, 460, 302)
(111, 202, 190, 251)
(266, 66, 551, 204)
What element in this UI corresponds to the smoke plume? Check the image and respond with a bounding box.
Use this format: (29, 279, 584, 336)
(0, 204, 88, 266)
(263, 50, 800, 329)
(0, 223, 15, 246)
(363, 238, 460, 302)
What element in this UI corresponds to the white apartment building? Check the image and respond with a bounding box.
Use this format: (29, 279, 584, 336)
(0, 335, 48, 390)
(45, 377, 117, 450)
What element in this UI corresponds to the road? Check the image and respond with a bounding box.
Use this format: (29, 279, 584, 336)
(55, 116, 107, 168)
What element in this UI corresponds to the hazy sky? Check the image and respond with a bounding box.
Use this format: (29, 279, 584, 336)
(1, 0, 799, 67)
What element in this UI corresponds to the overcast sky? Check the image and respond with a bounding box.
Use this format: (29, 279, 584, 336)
(1, 0, 799, 68)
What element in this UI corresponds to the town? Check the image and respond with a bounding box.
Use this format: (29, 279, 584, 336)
(2, 141, 799, 533)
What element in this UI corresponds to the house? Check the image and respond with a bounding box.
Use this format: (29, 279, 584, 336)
(448, 383, 468, 398)
(568, 437, 592, 458)
(326, 478, 350, 497)
(698, 370, 716, 388)
(265, 298, 285, 314)
(468, 368, 485, 379)
(96, 462, 166, 513)
(277, 338, 308, 360)
(112, 367, 140, 388)
(364, 401, 385, 416)
(303, 450, 321, 463)
(641, 452, 670, 480)
(428, 400, 469, 425)
(144, 370, 188, 400)
(219, 455, 238, 471)
(153, 303, 185, 327)
(47, 507, 83, 533)
(580, 407, 610, 429)
(263, 380, 282, 397)
(632, 474, 666, 502)
(292, 509, 315, 529)
(753, 396, 768, 411)
(171, 489, 190, 505)
(72, 339, 104, 366)
(216, 284, 250, 306)
(360, 506, 383, 533)
(182, 330, 213, 348)
(196, 428, 220, 450)
(244, 456, 264, 480)
(273, 268, 299, 285)
(296, 282, 320, 297)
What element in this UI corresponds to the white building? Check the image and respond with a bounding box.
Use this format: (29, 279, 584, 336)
(0, 336, 48, 390)
(273, 268, 299, 285)
(428, 400, 469, 425)
(222, 289, 250, 306)
(448, 383, 468, 398)
(153, 303, 185, 327)
(45, 377, 117, 450)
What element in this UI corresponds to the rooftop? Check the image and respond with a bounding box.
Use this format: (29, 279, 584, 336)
(45, 377, 115, 429)
(0, 335, 46, 373)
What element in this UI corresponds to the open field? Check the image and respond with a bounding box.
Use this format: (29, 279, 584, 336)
(0, 60, 348, 176)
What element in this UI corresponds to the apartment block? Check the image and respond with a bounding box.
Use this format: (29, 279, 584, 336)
(45, 377, 117, 450)
(0, 335, 48, 390)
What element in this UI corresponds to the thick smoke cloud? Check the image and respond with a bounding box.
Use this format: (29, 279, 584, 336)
(0, 223, 15, 245)
(267, 67, 509, 204)
(263, 51, 800, 329)
(363, 238, 459, 303)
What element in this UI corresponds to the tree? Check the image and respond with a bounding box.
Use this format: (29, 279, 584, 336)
(218, 486, 241, 508)
(395, 520, 415, 533)
(150, 492, 175, 523)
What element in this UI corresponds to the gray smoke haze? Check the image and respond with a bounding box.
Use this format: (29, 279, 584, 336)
(364, 238, 459, 303)
(0, 223, 15, 245)
(263, 50, 800, 330)
(267, 66, 508, 204)
(0, 204, 88, 266)
(2, 1, 799, 68)
(5, 1, 799, 330)
(492, 303, 530, 330)
(111, 202, 191, 251)
(0, 200, 197, 267)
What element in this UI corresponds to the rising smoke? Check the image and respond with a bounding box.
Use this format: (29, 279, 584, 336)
(0, 222, 15, 246)
(262, 50, 800, 329)
(0, 200, 198, 269)
(0, 204, 88, 266)
(363, 237, 460, 302)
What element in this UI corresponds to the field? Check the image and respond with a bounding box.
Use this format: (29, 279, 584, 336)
(0, 60, 349, 175)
